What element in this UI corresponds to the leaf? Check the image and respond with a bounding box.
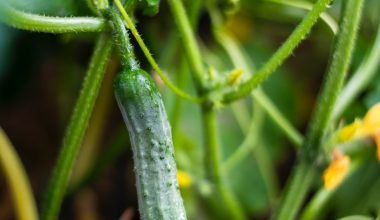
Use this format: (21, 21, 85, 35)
(337, 216, 373, 220)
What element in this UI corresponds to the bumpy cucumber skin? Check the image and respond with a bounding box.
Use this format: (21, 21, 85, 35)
(114, 69, 187, 220)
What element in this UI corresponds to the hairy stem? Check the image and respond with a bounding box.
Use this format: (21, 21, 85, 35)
(41, 35, 113, 220)
(266, 0, 338, 34)
(333, 19, 380, 120)
(0, 1, 105, 33)
(273, 0, 364, 219)
(221, 0, 334, 103)
(107, 9, 139, 70)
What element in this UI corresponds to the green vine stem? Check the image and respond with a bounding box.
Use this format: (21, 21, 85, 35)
(221, 0, 334, 103)
(163, 0, 244, 217)
(202, 107, 246, 220)
(167, 0, 206, 91)
(266, 0, 338, 34)
(222, 99, 264, 172)
(69, 54, 118, 189)
(0, 128, 39, 220)
(0, 1, 105, 33)
(211, 26, 303, 147)
(231, 101, 251, 132)
(113, 0, 203, 103)
(333, 19, 380, 120)
(272, 0, 364, 219)
(41, 34, 113, 220)
(107, 9, 139, 70)
(253, 90, 303, 147)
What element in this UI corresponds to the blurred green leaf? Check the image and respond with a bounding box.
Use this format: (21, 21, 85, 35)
(338, 216, 373, 220)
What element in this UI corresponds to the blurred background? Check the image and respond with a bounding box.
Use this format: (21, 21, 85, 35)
(1, 0, 380, 219)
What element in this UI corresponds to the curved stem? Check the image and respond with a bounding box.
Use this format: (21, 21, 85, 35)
(231, 101, 251, 132)
(213, 27, 303, 147)
(221, 0, 334, 103)
(222, 101, 264, 172)
(41, 34, 113, 220)
(333, 19, 380, 120)
(113, 0, 203, 103)
(253, 90, 303, 147)
(273, 0, 364, 219)
(167, 0, 205, 91)
(0, 128, 39, 220)
(0, 1, 106, 33)
(266, 0, 338, 34)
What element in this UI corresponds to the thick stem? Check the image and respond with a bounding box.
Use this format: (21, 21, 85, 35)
(0, 1, 105, 33)
(271, 161, 316, 220)
(107, 9, 139, 70)
(41, 35, 113, 220)
(202, 106, 246, 220)
(333, 19, 380, 120)
(272, 0, 364, 219)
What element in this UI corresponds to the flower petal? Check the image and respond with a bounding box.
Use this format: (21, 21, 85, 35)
(363, 103, 380, 134)
(338, 119, 363, 142)
(323, 151, 350, 190)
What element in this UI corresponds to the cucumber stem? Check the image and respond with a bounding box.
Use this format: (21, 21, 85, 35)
(107, 9, 139, 70)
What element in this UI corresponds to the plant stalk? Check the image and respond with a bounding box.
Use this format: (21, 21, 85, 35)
(202, 106, 246, 220)
(272, 0, 364, 219)
(0, 1, 105, 33)
(221, 0, 334, 103)
(41, 34, 113, 220)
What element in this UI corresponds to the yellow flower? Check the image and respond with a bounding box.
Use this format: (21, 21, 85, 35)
(338, 119, 363, 142)
(177, 170, 191, 189)
(336, 103, 380, 162)
(323, 150, 350, 190)
(227, 68, 243, 86)
(363, 103, 380, 134)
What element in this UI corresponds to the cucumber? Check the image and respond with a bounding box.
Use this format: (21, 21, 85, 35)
(114, 69, 187, 220)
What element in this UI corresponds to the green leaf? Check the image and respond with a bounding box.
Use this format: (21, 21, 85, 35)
(338, 216, 373, 220)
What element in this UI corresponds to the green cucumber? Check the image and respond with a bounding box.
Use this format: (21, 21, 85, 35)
(114, 69, 187, 220)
